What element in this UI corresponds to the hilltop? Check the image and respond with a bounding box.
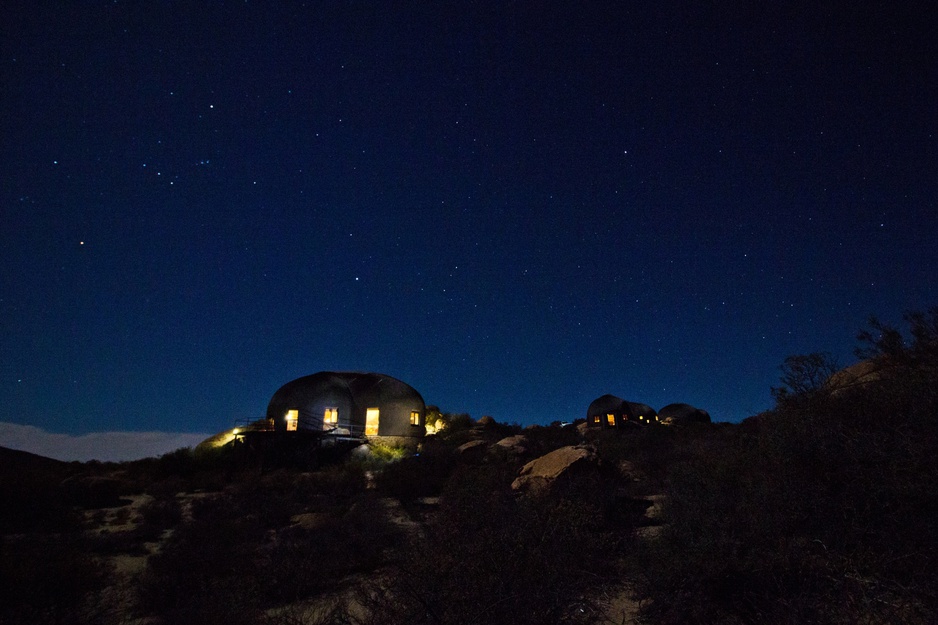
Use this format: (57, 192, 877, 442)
(1, 309, 936, 625)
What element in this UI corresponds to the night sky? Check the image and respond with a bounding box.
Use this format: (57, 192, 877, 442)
(3, 1, 936, 445)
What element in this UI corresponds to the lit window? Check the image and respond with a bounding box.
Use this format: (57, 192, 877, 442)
(606, 413, 616, 426)
(410, 410, 420, 426)
(592, 415, 600, 424)
(365, 408, 380, 436)
(323, 407, 338, 430)
(285, 409, 299, 431)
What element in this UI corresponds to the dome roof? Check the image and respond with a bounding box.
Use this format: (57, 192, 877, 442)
(658, 403, 711, 424)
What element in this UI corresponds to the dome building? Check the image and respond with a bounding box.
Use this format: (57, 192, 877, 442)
(586, 395, 658, 427)
(266, 371, 426, 442)
(658, 403, 711, 425)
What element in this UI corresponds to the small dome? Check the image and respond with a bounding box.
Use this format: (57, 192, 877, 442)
(658, 403, 711, 425)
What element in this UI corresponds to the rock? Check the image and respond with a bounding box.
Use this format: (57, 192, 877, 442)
(350, 444, 372, 459)
(617, 459, 645, 481)
(511, 445, 597, 492)
(456, 439, 488, 461)
(290, 512, 332, 530)
(826, 359, 890, 396)
(494, 435, 528, 455)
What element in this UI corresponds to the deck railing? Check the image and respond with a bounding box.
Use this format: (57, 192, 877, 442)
(232, 416, 366, 440)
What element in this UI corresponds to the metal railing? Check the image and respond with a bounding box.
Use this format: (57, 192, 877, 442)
(234, 418, 275, 431)
(231, 416, 368, 441)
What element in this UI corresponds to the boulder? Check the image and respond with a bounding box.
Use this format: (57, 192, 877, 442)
(456, 439, 488, 462)
(494, 435, 528, 455)
(511, 445, 597, 492)
(826, 359, 891, 396)
(617, 459, 644, 482)
(290, 512, 332, 530)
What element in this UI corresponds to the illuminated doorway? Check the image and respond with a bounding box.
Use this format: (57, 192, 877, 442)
(323, 407, 338, 431)
(365, 408, 380, 436)
(285, 409, 299, 431)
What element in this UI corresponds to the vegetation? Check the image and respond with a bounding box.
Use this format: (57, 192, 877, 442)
(1, 307, 935, 624)
(632, 308, 938, 624)
(362, 459, 623, 625)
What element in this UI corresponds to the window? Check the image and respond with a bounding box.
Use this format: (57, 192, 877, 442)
(323, 407, 338, 430)
(410, 410, 420, 426)
(285, 409, 299, 432)
(606, 413, 616, 427)
(365, 408, 380, 436)
(592, 414, 600, 424)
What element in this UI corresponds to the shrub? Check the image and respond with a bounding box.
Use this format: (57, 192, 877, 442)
(633, 310, 938, 624)
(265, 493, 403, 605)
(136, 510, 266, 625)
(135, 494, 183, 540)
(0, 534, 111, 625)
(374, 443, 457, 502)
(359, 459, 623, 625)
(368, 442, 410, 463)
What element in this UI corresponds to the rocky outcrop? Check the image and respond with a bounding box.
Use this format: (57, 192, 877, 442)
(825, 358, 890, 396)
(511, 445, 597, 492)
(494, 435, 528, 455)
(456, 439, 488, 461)
(616, 459, 644, 482)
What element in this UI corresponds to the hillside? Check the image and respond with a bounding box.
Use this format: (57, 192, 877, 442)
(0, 443, 68, 470)
(2, 310, 936, 625)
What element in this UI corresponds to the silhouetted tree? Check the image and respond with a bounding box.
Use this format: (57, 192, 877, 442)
(856, 306, 938, 364)
(770, 352, 838, 406)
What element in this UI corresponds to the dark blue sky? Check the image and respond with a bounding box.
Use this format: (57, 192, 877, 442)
(3, 1, 936, 436)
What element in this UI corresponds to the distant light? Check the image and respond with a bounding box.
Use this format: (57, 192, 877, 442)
(79, 241, 84, 245)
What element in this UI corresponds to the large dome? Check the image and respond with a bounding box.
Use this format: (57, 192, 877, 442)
(266, 371, 426, 438)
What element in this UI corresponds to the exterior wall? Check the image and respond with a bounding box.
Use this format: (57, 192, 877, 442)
(586, 394, 632, 428)
(268, 372, 355, 432)
(658, 403, 711, 424)
(587, 395, 661, 427)
(347, 374, 426, 437)
(626, 402, 659, 424)
(267, 371, 426, 438)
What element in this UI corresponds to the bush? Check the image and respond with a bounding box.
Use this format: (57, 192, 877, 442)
(374, 444, 457, 502)
(0, 534, 111, 625)
(368, 442, 410, 463)
(136, 509, 266, 625)
(0, 475, 80, 534)
(632, 310, 938, 624)
(359, 458, 623, 625)
(135, 462, 396, 622)
(265, 493, 403, 605)
(135, 495, 183, 540)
